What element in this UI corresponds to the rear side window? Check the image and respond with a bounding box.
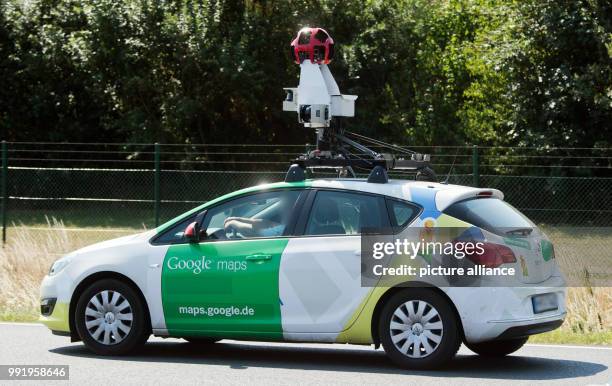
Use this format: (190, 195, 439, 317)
(305, 190, 388, 236)
(386, 199, 420, 231)
(443, 198, 535, 235)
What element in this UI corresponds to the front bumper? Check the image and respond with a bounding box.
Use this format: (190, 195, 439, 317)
(39, 273, 72, 333)
(39, 302, 70, 333)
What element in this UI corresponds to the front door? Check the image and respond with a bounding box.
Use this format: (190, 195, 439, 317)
(161, 189, 303, 339)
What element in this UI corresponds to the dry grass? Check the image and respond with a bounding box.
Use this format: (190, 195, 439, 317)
(529, 286, 612, 345)
(564, 287, 611, 333)
(0, 218, 136, 321)
(0, 220, 610, 344)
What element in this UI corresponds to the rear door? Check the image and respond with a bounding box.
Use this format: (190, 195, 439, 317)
(278, 189, 390, 337)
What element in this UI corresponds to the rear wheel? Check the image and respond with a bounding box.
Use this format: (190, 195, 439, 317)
(75, 279, 150, 355)
(379, 289, 460, 370)
(465, 337, 528, 357)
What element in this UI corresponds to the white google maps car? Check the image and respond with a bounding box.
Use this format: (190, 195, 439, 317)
(40, 178, 566, 369)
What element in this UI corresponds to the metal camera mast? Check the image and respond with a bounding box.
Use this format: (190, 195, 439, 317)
(282, 27, 436, 184)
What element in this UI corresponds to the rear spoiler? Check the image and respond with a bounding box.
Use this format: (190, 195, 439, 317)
(435, 188, 504, 212)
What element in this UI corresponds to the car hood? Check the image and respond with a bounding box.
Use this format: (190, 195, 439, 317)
(70, 229, 156, 257)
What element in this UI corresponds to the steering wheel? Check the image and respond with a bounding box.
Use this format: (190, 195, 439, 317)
(225, 224, 240, 239)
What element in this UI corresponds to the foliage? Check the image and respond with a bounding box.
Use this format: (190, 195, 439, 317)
(0, 0, 610, 149)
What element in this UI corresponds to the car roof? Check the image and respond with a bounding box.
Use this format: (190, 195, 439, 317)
(156, 177, 503, 233)
(305, 178, 504, 212)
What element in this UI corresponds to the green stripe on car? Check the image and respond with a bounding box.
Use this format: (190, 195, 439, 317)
(161, 238, 289, 339)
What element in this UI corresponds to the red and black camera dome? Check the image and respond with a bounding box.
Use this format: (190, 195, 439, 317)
(290, 27, 335, 65)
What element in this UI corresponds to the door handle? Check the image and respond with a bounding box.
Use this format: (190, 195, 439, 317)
(246, 254, 272, 261)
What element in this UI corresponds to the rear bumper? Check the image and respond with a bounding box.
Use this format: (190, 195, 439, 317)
(496, 319, 564, 340)
(446, 275, 567, 344)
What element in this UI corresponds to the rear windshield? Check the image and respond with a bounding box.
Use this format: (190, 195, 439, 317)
(443, 198, 535, 235)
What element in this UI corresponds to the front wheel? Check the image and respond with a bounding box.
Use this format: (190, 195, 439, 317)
(465, 337, 528, 357)
(75, 279, 150, 355)
(379, 289, 461, 370)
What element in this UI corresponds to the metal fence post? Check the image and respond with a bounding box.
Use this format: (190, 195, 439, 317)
(472, 145, 480, 188)
(1, 141, 7, 245)
(154, 143, 161, 228)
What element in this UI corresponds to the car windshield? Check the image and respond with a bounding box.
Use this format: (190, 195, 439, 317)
(443, 197, 536, 236)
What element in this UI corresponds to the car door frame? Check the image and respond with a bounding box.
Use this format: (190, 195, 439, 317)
(277, 187, 394, 336)
(157, 187, 310, 338)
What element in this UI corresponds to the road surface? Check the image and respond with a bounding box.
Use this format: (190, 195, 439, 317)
(0, 323, 610, 385)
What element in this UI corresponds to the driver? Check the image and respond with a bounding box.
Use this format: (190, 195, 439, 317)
(222, 195, 293, 238)
(223, 217, 284, 238)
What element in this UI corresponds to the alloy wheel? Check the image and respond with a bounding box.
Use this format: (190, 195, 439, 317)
(84, 290, 133, 345)
(389, 300, 444, 358)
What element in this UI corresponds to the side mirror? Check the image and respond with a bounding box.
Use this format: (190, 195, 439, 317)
(184, 221, 201, 243)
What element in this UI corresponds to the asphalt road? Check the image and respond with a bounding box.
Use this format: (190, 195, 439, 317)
(0, 323, 610, 386)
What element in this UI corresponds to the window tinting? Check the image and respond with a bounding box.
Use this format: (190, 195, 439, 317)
(443, 198, 535, 235)
(305, 191, 386, 236)
(387, 199, 420, 230)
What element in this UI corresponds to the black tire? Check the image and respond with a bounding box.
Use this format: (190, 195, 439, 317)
(379, 288, 461, 370)
(184, 337, 221, 345)
(75, 279, 150, 355)
(465, 337, 528, 357)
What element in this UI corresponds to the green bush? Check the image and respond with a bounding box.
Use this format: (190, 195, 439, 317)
(1, 0, 610, 152)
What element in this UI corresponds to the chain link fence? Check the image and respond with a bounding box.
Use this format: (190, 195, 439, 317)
(1, 142, 611, 284)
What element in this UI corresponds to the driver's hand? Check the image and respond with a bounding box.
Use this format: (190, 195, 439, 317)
(224, 219, 238, 230)
(224, 217, 237, 227)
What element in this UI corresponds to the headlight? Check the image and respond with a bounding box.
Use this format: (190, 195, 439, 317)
(48, 258, 70, 276)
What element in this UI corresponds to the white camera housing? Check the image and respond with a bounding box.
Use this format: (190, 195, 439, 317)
(283, 60, 357, 128)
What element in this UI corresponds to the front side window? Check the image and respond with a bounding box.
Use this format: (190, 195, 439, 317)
(305, 190, 387, 236)
(152, 215, 196, 244)
(203, 190, 302, 240)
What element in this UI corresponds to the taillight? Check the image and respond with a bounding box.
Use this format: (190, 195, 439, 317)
(466, 242, 516, 268)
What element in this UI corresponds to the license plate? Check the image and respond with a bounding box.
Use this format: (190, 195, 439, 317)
(532, 293, 558, 314)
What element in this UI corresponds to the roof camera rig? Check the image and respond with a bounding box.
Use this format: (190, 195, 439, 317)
(283, 27, 436, 184)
